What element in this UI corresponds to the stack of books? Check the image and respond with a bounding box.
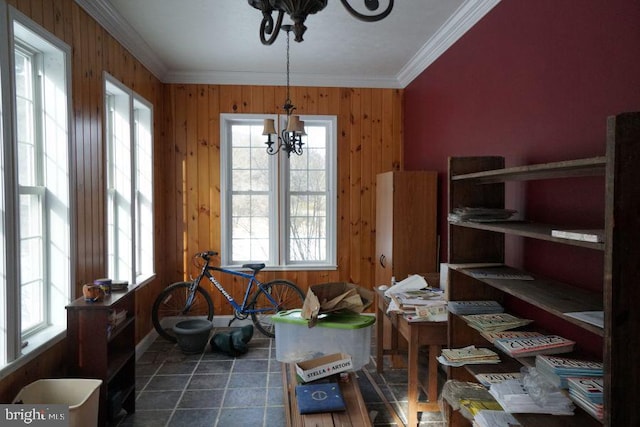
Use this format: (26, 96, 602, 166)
(535, 355, 603, 388)
(567, 377, 603, 421)
(447, 300, 504, 315)
(494, 335, 575, 358)
(438, 346, 500, 367)
(488, 378, 574, 415)
(461, 313, 533, 333)
(480, 330, 542, 343)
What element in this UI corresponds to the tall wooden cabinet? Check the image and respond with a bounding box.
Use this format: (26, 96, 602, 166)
(445, 112, 640, 426)
(66, 287, 136, 427)
(375, 171, 438, 287)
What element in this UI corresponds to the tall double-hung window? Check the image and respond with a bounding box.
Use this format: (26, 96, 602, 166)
(0, 4, 72, 370)
(104, 74, 154, 285)
(220, 114, 337, 269)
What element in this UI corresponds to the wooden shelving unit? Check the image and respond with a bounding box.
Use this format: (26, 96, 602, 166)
(66, 287, 136, 427)
(444, 112, 640, 427)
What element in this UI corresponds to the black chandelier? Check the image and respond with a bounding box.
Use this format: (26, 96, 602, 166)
(248, 0, 394, 45)
(262, 25, 306, 157)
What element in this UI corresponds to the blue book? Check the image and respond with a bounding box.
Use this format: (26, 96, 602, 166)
(296, 382, 346, 414)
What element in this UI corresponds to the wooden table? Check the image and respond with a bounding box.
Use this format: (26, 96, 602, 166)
(375, 289, 447, 427)
(282, 363, 372, 427)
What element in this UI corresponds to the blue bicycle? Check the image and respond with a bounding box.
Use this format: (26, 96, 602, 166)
(151, 251, 304, 341)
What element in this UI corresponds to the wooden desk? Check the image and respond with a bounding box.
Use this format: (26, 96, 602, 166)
(281, 363, 372, 427)
(375, 290, 447, 427)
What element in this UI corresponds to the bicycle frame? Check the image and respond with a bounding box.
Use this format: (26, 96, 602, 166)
(192, 262, 282, 315)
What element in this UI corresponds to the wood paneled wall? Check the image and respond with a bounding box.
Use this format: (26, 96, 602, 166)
(162, 84, 404, 314)
(1, 0, 165, 402)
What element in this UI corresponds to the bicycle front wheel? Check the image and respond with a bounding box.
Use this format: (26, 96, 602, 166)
(250, 280, 305, 338)
(152, 282, 214, 342)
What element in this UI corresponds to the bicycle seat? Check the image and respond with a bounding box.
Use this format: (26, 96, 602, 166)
(242, 263, 266, 274)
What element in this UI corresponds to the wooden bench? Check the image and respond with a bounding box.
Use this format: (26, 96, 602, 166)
(282, 363, 372, 427)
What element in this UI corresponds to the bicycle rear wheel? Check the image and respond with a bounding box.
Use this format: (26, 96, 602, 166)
(250, 280, 304, 338)
(152, 282, 214, 342)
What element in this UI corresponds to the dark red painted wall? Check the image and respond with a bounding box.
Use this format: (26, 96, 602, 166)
(404, 0, 640, 356)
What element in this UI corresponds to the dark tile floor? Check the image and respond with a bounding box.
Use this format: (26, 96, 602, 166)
(109, 327, 446, 427)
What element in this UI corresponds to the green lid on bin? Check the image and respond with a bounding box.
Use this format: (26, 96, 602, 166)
(272, 309, 375, 329)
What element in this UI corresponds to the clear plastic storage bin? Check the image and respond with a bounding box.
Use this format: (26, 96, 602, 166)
(272, 309, 375, 370)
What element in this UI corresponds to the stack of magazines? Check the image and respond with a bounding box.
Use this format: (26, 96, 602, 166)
(488, 378, 574, 415)
(438, 345, 500, 367)
(461, 313, 533, 333)
(447, 300, 504, 315)
(567, 377, 603, 420)
(535, 355, 603, 388)
(494, 334, 575, 358)
(448, 207, 517, 223)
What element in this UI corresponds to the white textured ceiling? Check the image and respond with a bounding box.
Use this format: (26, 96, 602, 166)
(78, 0, 500, 88)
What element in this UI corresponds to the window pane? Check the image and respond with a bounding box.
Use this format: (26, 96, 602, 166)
(289, 193, 327, 261)
(21, 281, 43, 331)
(134, 100, 154, 279)
(232, 147, 250, 169)
(106, 81, 134, 283)
(232, 170, 251, 192)
(14, 48, 36, 187)
(20, 193, 44, 333)
(289, 170, 308, 192)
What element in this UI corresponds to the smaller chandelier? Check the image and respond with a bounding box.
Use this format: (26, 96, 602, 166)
(248, 0, 394, 45)
(263, 25, 306, 157)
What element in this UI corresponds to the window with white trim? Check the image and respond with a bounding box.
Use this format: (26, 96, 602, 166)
(104, 74, 154, 285)
(220, 114, 337, 269)
(0, 4, 72, 370)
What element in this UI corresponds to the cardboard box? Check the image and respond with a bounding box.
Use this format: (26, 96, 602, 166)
(301, 282, 374, 324)
(295, 353, 353, 383)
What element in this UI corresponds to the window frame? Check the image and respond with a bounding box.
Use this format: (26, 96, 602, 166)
(220, 113, 337, 270)
(104, 72, 155, 286)
(0, 3, 74, 373)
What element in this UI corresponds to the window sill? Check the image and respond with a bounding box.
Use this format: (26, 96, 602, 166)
(0, 325, 65, 380)
(135, 273, 157, 288)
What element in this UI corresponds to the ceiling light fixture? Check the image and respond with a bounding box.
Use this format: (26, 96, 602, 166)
(248, 0, 394, 45)
(263, 25, 305, 157)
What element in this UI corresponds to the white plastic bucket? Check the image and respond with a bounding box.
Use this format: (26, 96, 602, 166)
(13, 378, 102, 427)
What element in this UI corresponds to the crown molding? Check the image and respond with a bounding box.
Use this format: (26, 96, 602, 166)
(396, 0, 500, 88)
(74, 0, 167, 80)
(163, 70, 403, 89)
(75, 0, 498, 88)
